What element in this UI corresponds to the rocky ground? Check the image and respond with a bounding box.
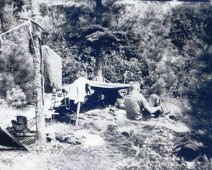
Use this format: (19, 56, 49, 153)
(0, 95, 196, 170)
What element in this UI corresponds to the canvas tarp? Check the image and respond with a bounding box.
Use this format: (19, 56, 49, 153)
(63, 78, 130, 103)
(0, 127, 28, 151)
(87, 80, 130, 89)
(63, 77, 88, 103)
(41, 45, 62, 91)
(88, 81, 130, 105)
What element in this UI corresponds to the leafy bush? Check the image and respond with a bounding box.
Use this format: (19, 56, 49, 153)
(0, 26, 34, 104)
(6, 85, 27, 108)
(0, 73, 15, 97)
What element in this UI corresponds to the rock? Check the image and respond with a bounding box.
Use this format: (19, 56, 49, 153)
(121, 131, 130, 139)
(64, 136, 81, 145)
(107, 125, 117, 132)
(46, 132, 56, 142)
(132, 134, 147, 146)
(73, 130, 105, 147)
(168, 114, 179, 121)
(162, 102, 184, 121)
(55, 133, 65, 142)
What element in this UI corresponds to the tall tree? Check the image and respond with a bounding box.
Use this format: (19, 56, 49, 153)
(31, 0, 46, 145)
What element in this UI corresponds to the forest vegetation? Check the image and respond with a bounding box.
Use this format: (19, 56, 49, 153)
(0, 0, 212, 169)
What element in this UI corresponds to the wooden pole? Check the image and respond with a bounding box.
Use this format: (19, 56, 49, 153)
(31, 0, 46, 145)
(94, 0, 103, 77)
(75, 102, 81, 126)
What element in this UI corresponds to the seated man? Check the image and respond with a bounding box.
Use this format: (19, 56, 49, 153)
(124, 82, 162, 120)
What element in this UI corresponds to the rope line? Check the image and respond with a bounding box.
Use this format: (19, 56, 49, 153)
(0, 21, 30, 37)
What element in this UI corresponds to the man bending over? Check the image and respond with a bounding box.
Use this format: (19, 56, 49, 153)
(124, 82, 162, 120)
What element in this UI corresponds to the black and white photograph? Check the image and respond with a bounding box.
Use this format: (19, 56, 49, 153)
(0, 0, 212, 169)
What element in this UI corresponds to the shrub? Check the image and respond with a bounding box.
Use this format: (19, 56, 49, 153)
(6, 85, 27, 108)
(0, 73, 15, 97)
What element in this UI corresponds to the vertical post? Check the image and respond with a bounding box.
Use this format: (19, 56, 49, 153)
(95, 0, 103, 25)
(75, 102, 81, 126)
(124, 71, 128, 84)
(31, 0, 46, 144)
(94, 49, 103, 77)
(94, 0, 103, 77)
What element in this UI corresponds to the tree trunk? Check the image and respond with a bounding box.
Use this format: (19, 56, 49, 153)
(95, 55, 103, 76)
(31, 0, 46, 145)
(95, 0, 103, 76)
(95, 0, 103, 25)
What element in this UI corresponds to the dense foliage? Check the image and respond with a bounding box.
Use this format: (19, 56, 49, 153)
(42, 1, 212, 165)
(41, 1, 212, 99)
(0, 22, 34, 104)
(0, 0, 211, 168)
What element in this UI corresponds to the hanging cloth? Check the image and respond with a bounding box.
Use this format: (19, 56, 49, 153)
(63, 77, 88, 104)
(41, 45, 62, 91)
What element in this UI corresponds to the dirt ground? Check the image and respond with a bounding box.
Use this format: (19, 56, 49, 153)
(0, 95, 190, 170)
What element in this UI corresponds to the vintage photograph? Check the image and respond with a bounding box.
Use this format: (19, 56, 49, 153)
(0, 0, 212, 169)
